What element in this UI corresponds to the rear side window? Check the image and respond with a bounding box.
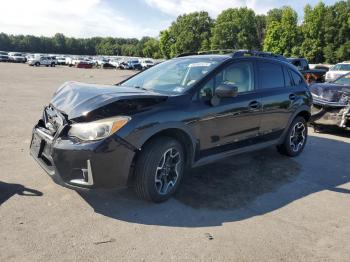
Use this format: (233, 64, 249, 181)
(284, 67, 293, 87)
(257, 62, 284, 89)
(290, 70, 304, 85)
(301, 60, 308, 69)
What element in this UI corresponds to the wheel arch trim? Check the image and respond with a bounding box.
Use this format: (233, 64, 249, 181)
(278, 105, 311, 144)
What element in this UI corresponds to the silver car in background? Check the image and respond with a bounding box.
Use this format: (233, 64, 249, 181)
(8, 52, 27, 63)
(325, 62, 350, 82)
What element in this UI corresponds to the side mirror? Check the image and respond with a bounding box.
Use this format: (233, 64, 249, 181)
(215, 83, 238, 98)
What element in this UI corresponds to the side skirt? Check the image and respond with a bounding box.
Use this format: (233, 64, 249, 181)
(192, 139, 279, 168)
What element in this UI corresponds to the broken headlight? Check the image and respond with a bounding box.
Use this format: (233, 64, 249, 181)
(68, 116, 131, 141)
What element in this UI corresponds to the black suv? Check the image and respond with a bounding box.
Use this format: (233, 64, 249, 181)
(30, 51, 312, 202)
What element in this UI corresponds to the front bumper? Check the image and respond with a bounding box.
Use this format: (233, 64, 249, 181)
(30, 125, 136, 189)
(311, 99, 350, 128)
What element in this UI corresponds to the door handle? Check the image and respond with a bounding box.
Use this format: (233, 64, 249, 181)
(289, 94, 296, 101)
(249, 101, 261, 109)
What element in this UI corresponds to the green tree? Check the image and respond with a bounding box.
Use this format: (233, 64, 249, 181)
(263, 7, 300, 56)
(142, 38, 162, 58)
(211, 8, 260, 50)
(256, 14, 267, 50)
(159, 30, 173, 58)
(322, 1, 350, 63)
(266, 8, 283, 25)
(300, 3, 327, 63)
(52, 33, 66, 54)
(159, 11, 213, 58)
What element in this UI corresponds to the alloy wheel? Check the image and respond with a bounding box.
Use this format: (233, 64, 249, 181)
(155, 148, 181, 195)
(289, 122, 306, 152)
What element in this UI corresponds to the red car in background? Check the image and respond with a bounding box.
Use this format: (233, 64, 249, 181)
(76, 60, 93, 69)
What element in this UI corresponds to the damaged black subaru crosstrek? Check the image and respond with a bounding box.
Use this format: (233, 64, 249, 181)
(30, 51, 312, 202)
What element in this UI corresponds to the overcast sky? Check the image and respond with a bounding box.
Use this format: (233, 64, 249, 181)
(0, 0, 338, 39)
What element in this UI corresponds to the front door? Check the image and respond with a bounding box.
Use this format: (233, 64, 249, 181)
(191, 61, 262, 158)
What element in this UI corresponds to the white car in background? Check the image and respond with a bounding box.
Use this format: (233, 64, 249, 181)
(141, 59, 155, 69)
(109, 58, 122, 68)
(325, 62, 350, 82)
(28, 56, 57, 67)
(8, 52, 27, 63)
(96, 57, 109, 66)
(57, 56, 67, 65)
(67, 57, 83, 67)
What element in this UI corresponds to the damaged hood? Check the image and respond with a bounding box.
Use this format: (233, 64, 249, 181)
(50, 81, 168, 120)
(309, 83, 350, 106)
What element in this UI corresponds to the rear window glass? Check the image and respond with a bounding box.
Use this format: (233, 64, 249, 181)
(258, 62, 284, 89)
(290, 70, 304, 85)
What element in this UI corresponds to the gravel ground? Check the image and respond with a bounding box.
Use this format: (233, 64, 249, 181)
(0, 63, 349, 262)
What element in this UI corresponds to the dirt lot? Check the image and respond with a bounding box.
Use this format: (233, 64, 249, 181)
(0, 63, 349, 262)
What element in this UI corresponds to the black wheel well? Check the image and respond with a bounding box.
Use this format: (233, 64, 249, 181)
(296, 110, 311, 122)
(127, 128, 194, 185)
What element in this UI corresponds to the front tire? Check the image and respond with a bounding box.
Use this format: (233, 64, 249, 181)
(134, 137, 185, 202)
(277, 116, 308, 157)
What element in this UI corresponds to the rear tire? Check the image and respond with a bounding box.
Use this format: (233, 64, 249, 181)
(35, 62, 40, 66)
(277, 116, 308, 157)
(134, 137, 185, 202)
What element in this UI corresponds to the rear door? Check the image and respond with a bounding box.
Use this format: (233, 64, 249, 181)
(257, 61, 295, 140)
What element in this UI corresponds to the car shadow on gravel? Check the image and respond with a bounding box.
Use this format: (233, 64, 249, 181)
(77, 135, 350, 227)
(311, 125, 350, 138)
(0, 181, 43, 206)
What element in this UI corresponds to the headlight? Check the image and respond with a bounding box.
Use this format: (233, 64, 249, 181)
(68, 116, 131, 141)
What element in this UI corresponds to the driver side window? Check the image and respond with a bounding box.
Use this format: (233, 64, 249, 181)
(199, 62, 254, 100)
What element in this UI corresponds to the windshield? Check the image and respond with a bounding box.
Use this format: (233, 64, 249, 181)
(333, 74, 350, 85)
(121, 57, 224, 94)
(331, 64, 350, 71)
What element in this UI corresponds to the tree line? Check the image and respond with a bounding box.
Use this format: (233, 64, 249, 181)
(1, 1, 350, 63)
(0, 33, 163, 58)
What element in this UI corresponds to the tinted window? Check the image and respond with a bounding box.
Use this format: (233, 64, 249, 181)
(301, 60, 308, 68)
(284, 68, 293, 87)
(258, 62, 284, 89)
(290, 70, 304, 85)
(291, 60, 301, 67)
(199, 62, 254, 99)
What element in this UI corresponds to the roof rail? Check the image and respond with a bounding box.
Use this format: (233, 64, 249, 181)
(232, 50, 288, 62)
(176, 49, 236, 57)
(176, 52, 198, 58)
(198, 49, 236, 55)
(176, 49, 287, 62)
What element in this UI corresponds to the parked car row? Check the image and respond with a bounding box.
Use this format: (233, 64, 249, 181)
(61, 55, 156, 70)
(3, 50, 349, 81)
(0, 51, 27, 63)
(0, 51, 160, 71)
